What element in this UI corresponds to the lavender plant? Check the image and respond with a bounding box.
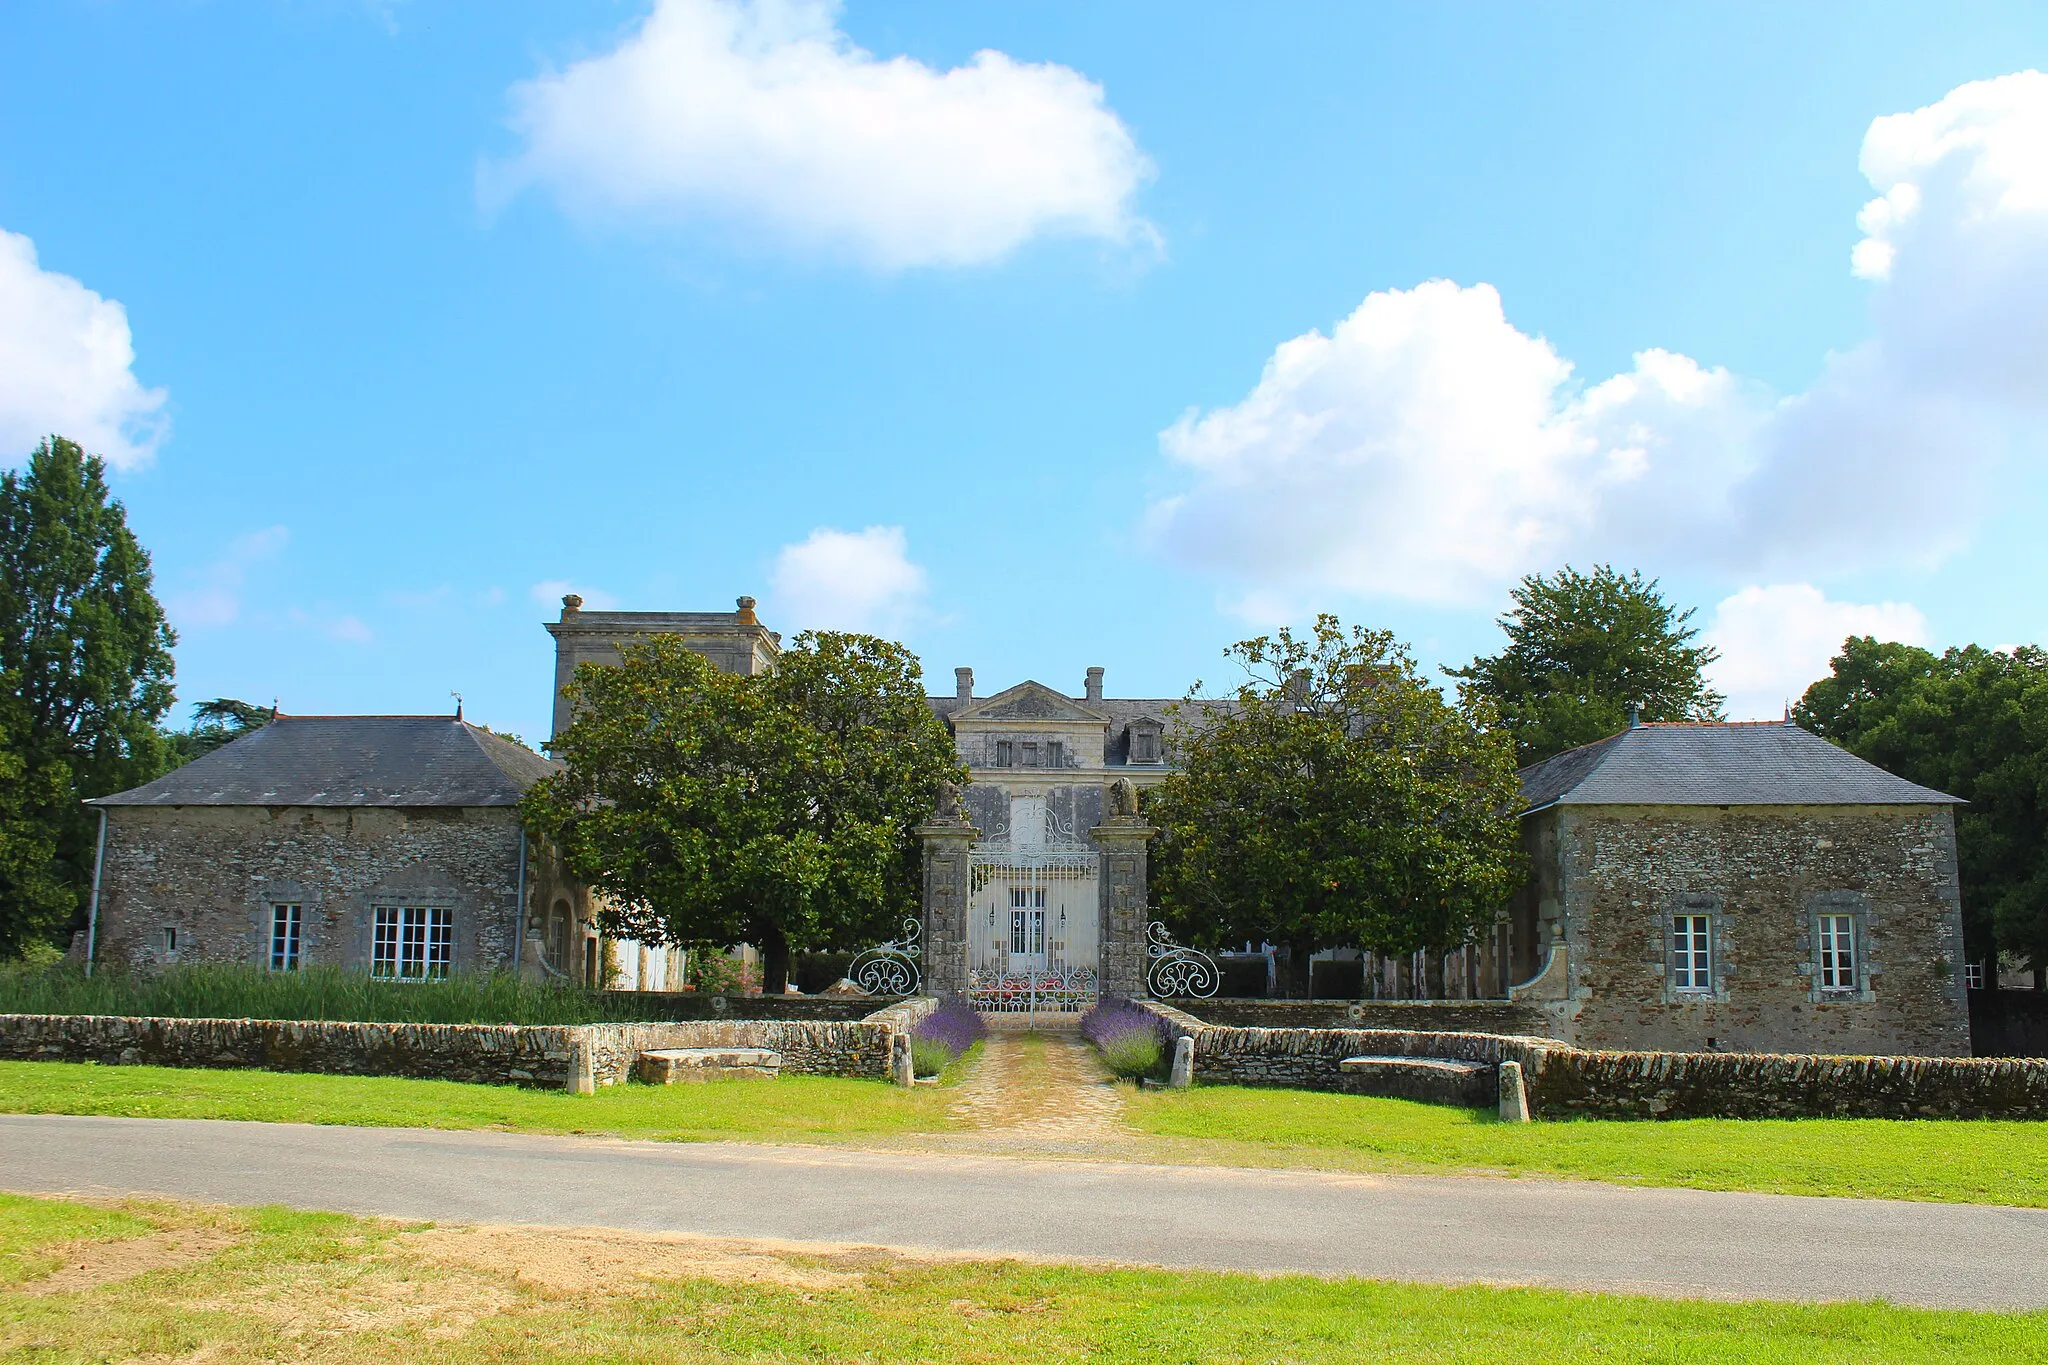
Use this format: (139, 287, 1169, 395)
(1081, 998, 1168, 1079)
(909, 999, 987, 1077)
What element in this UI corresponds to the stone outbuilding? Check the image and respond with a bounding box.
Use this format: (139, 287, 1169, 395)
(85, 715, 616, 985)
(1509, 719, 1971, 1056)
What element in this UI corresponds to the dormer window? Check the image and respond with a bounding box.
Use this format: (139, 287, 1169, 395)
(1129, 721, 1163, 764)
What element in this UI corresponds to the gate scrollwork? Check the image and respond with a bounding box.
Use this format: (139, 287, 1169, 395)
(847, 916, 922, 996)
(1145, 921, 1220, 999)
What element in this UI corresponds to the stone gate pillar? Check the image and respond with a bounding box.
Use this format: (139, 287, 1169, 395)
(1093, 812, 1157, 998)
(918, 817, 976, 998)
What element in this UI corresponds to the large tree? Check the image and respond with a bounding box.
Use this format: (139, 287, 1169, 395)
(523, 631, 962, 994)
(1450, 565, 1723, 766)
(0, 437, 176, 955)
(1796, 637, 2048, 980)
(162, 698, 277, 768)
(1149, 616, 1523, 998)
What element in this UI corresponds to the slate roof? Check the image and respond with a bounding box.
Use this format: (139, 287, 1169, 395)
(1517, 721, 1962, 813)
(91, 716, 557, 808)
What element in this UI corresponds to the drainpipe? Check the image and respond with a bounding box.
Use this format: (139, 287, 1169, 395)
(511, 832, 529, 978)
(84, 808, 108, 977)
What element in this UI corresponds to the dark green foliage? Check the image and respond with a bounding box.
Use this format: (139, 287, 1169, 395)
(1796, 638, 2048, 974)
(523, 631, 963, 994)
(1150, 616, 1524, 998)
(1450, 565, 1723, 766)
(0, 437, 177, 955)
(161, 698, 276, 768)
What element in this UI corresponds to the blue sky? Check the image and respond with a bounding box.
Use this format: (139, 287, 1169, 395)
(4, 2, 2046, 741)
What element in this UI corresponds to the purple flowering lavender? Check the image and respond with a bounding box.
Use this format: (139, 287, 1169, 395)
(909, 999, 988, 1077)
(1080, 998, 1168, 1079)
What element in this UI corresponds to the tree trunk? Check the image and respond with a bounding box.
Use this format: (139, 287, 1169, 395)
(759, 924, 791, 996)
(1283, 937, 1316, 999)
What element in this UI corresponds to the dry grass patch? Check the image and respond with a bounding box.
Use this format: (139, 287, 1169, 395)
(17, 1226, 239, 1297)
(402, 1223, 866, 1295)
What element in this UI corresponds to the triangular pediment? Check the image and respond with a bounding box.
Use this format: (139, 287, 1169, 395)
(954, 681, 1109, 724)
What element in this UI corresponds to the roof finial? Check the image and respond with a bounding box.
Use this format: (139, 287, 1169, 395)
(451, 690, 463, 721)
(735, 595, 759, 625)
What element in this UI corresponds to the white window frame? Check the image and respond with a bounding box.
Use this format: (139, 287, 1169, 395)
(1670, 913, 1712, 994)
(270, 902, 302, 972)
(1817, 913, 1858, 993)
(372, 905, 453, 981)
(1966, 961, 1986, 991)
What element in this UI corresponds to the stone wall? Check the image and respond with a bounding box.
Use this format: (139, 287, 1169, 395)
(1527, 804, 1971, 1057)
(1129, 1001, 2048, 1119)
(0, 997, 939, 1090)
(0, 1013, 580, 1087)
(1183, 999, 1557, 1034)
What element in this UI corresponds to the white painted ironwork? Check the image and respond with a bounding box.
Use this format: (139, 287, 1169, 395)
(1145, 921, 1221, 999)
(847, 916, 921, 996)
(967, 841, 1100, 1013)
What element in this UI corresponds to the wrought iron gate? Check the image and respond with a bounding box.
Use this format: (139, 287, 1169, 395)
(966, 842, 1100, 1013)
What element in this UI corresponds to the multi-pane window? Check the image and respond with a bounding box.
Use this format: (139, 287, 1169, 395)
(1817, 913, 1858, 992)
(995, 740, 1013, 766)
(372, 906, 452, 981)
(270, 903, 302, 971)
(1009, 887, 1047, 955)
(1670, 914, 1711, 993)
(1046, 740, 1064, 769)
(1966, 961, 1986, 990)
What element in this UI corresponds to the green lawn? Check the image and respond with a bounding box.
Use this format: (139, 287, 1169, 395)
(0, 1059, 960, 1144)
(3, 1192, 2045, 1363)
(1126, 1084, 2048, 1206)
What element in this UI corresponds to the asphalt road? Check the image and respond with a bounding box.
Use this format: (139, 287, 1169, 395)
(4, 1113, 2046, 1310)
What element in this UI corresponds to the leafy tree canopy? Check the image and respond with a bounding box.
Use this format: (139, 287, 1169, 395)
(1796, 637, 2048, 976)
(1149, 615, 1524, 998)
(522, 631, 962, 994)
(163, 698, 277, 768)
(1449, 565, 1723, 766)
(0, 437, 176, 955)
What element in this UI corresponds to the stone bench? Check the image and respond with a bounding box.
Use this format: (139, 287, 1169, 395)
(637, 1047, 782, 1084)
(1338, 1055, 1496, 1107)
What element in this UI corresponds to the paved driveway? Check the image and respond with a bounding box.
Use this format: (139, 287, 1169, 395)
(5, 1113, 2047, 1310)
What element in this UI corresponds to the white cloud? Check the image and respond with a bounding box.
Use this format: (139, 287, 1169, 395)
(531, 579, 620, 611)
(0, 228, 167, 470)
(769, 525, 926, 633)
(491, 0, 1153, 269)
(167, 527, 290, 631)
(1147, 71, 2048, 605)
(1704, 584, 1929, 721)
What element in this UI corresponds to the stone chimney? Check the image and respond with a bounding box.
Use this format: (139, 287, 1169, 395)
(1085, 667, 1104, 704)
(955, 667, 974, 706)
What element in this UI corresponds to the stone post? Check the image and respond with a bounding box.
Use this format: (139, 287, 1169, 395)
(918, 818, 977, 998)
(1169, 1035, 1194, 1088)
(891, 1032, 915, 1087)
(1092, 814, 1157, 999)
(567, 1031, 596, 1095)
(1497, 1059, 1530, 1123)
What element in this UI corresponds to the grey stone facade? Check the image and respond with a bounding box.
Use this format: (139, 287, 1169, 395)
(544, 595, 779, 741)
(1510, 722, 1971, 1057)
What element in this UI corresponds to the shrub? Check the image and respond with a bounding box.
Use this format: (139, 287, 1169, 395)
(1081, 998, 1168, 1080)
(909, 999, 987, 1077)
(0, 961, 656, 1026)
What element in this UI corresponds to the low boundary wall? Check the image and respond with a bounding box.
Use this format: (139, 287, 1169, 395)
(1134, 1001, 2048, 1120)
(0, 999, 939, 1091)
